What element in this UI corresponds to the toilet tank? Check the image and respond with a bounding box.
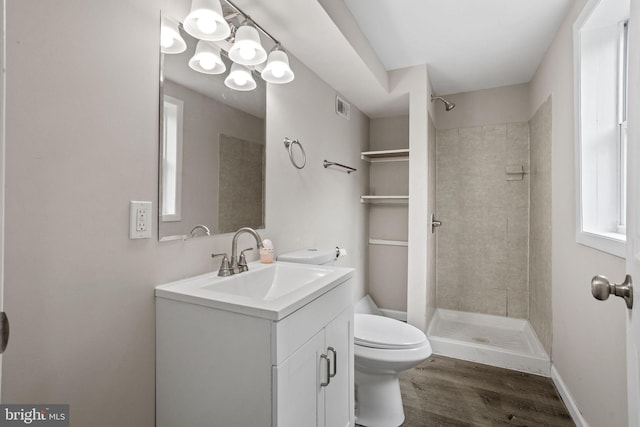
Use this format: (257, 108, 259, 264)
(277, 248, 337, 265)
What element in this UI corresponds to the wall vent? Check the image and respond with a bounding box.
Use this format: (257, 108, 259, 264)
(335, 95, 351, 120)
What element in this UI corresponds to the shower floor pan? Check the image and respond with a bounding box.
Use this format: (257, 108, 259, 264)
(427, 309, 550, 376)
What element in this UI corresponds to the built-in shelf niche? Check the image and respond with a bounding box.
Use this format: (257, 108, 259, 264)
(361, 149, 409, 202)
(361, 149, 409, 162)
(360, 195, 409, 204)
(368, 239, 408, 247)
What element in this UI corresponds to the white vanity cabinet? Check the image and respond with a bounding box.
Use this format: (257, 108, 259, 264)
(156, 271, 354, 427)
(274, 307, 353, 427)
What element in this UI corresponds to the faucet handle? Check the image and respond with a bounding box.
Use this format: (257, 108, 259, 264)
(238, 248, 254, 273)
(212, 253, 234, 277)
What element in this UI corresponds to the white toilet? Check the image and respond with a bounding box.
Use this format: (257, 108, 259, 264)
(353, 296, 432, 427)
(277, 250, 432, 427)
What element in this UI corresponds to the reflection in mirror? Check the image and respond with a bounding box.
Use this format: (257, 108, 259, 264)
(159, 22, 266, 241)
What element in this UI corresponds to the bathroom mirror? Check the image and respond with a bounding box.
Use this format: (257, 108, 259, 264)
(159, 21, 266, 241)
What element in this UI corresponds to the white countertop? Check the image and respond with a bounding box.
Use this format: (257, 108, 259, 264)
(155, 261, 354, 320)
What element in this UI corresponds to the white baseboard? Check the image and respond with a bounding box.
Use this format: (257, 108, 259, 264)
(551, 364, 589, 427)
(379, 309, 407, 322)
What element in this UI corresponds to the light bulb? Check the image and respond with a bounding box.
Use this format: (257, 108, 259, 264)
(161, 33, 175, 49)
(239, 47, 256, 61)
(196, 16, 217, 34)
(199, 55, 216, 70)
(271, 65, 286, 78)
(234, 75, 248, 86)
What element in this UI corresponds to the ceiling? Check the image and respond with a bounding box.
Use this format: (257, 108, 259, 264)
(343, 0, 574, 96)
(213, 0, 574, 117)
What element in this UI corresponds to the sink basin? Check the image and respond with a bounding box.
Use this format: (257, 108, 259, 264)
(155, 261, 354, 320)
(202, 263, 331, 300)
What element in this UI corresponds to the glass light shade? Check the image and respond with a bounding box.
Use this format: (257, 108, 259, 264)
(261, 50, 295, 84)
(228, 25, 267, 66)
(224, 63, 257, 91)
(188, 41, 226, 74)
(183, 0, 230, 41)
(160, 16, 187, 54)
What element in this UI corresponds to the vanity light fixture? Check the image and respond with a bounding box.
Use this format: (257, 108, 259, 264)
(224, 63, 257, 91)
(183, 0, 231, 41)
(261, 45, 295, 84)
(228, 21, 268, 66)
(162, 0, 295, 90)
(160, 16, 187, 54)
(188, 40, 226, 74)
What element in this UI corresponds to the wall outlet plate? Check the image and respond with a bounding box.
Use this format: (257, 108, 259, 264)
(130, 201, 152, 239)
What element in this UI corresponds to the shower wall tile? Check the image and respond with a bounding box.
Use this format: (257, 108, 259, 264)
(484, 288, 508, 316)
(459, 289, 486, 314)
(436, 284, 460, 311)
(436, 121, 530, 318)
(507, 207, 529, 237)
(507, 235, 529, 291)
(506, 176, 530, 208)
(507, 290, 528, 318)
(436, 129, 460, 210)
(529, 96, 552, 355)
(507, 122, 531, 166)
(481, 246, 507, 290)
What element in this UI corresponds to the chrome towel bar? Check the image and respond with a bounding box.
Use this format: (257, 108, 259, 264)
(323, 160, 357, 174)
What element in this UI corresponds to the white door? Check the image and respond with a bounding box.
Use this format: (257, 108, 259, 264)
(627, 1, 640, 424)
(592, 3, 640, 424)
(0, 0, 6, 396)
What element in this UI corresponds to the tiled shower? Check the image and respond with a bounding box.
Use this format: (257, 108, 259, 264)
(429, 93, 553, 371)
(436, 123, 530, 318)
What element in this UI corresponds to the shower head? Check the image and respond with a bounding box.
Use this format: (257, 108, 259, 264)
(430, 94, 455, 111)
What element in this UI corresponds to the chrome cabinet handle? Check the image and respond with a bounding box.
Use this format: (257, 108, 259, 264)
(0, 312, 9, 354)
(320, 354, 331, 387)
(327, 347, 337, 378)
(591, 274, 633, 309)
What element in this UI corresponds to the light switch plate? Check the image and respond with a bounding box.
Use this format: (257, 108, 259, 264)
(130, 201, 152, 239)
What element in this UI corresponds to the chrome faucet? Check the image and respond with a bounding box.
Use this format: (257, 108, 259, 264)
(231, 227, 264, 274)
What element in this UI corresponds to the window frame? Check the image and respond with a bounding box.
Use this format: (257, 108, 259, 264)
(573, 0, 629, 258)
(161, 94, 184, 223)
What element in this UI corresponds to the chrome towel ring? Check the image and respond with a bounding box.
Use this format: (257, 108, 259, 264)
(284, 137, 306, 169)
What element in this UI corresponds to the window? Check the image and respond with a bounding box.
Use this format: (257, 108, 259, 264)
(574, 0, 629, 257)
(162, 95, 183, 222)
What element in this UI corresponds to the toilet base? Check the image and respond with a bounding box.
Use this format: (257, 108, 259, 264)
(355, 370, 405, 427)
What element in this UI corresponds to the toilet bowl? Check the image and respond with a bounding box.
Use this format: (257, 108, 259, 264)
(354, 313, 432, 427)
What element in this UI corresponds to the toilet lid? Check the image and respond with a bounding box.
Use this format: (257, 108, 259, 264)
(354, 313, 427, 349)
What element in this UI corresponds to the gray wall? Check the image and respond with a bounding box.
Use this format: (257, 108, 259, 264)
(529, 0, 628, 424)
(528, 96, 552, 355)
(435, 84, 530, 130)
(2, 1, 369, 426)
(435, 122, 530, 317)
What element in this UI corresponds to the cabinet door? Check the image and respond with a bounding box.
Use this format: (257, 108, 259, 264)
(273, 331, 324, 427)
(323, 308, 354, 427)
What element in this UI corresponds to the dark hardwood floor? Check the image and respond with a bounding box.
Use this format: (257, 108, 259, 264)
(398, 355, 574, 427)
